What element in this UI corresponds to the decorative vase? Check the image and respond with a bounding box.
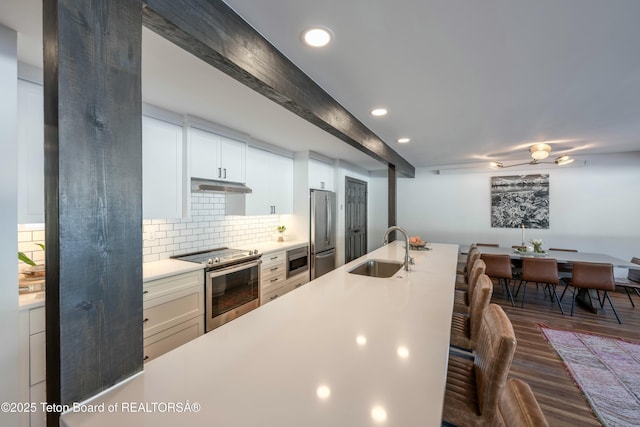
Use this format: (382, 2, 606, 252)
(277, 233, 284, 242)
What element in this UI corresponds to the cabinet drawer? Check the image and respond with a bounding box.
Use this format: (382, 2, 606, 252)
(143, 316, 204, 362)
(260, 286, 285, 305)
(29, 306, 46, 335)
(261, 273, 286, 293)
(143, 269, 204, 301)
(261, 251, 286, 267)
(29, 331, 46, 386)
(143, 285, 204, 337)
(261, 263, 286, 282)
(284, 272, 309, 293)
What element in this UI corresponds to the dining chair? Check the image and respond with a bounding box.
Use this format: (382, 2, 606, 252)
(615, 257, 640, 307)
(566, 262, 621, 324)
(454, 259, 486, 315)
(498, 379, 549, 426)
(518, 258, 565, 314)
(457, 243, 478, 274)
(481, 253, 515, 306)
(443, 304, 517, 426)
(450, 274, 493, 353)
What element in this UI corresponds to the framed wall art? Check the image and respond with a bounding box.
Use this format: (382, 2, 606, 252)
(490, 174, 549, 229)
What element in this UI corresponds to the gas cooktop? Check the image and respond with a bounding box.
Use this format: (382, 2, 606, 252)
(172, 247, 260, 268)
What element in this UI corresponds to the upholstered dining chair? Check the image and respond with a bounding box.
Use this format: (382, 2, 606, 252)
(443, 304, 517, 426)
(481, 253, 515, 306)
(450, 274, 493, 353)
(518, 258, 565, 314)
(454, 259, 486, 315)
(457, 243, 478, 274)
(498, 379, 549, 426)
(615, 257, 640, 307)
(566, 262, 621, 324)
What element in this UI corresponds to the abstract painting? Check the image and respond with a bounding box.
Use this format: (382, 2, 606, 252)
(491, 174, 549, 229)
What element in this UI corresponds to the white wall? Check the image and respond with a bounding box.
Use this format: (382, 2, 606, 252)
(397, 153, 640, 262)
(0, 23, 19, 425)
(367, 170, 388, 253)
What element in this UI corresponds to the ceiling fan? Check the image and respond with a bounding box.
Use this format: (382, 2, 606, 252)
(489, 143, 574, 169)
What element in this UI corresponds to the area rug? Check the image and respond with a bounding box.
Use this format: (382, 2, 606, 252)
(540, 326, 640, 426)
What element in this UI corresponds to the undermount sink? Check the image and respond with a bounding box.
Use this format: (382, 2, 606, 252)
(348, 259, 404, 278)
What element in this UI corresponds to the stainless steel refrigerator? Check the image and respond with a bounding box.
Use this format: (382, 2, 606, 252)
(310, 189, 336, 280)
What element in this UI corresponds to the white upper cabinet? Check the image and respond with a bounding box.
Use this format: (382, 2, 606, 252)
(245, 147, 293, 215)
(189, 126, 246, 183)
(142, 116, 183, 219)
(309, 158, 335, 191)
(17, 79, 45, 224)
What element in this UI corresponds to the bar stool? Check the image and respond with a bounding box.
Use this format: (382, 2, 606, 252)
(569, 262, 621, 324)
(481, 253, 515, 306)
(519, 258, 564, 314)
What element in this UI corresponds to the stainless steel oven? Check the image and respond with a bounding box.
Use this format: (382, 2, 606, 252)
(206, 258, 261, 331)
(287, 245, 309, 278)
(172, 247, 261, 332)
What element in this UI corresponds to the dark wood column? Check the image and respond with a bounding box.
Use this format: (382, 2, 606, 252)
(387, 165, 397, 241)
(141, 0, 414, 178)
(43, 0, 143, 422)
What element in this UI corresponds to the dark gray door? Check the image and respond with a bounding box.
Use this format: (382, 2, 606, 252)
(345, 177, 368, 263)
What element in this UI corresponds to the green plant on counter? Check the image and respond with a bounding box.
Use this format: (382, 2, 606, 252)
(277, 225, 286, 233)
(18, 243, 45, 266)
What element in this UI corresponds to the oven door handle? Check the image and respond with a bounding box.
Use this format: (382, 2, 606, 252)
(208, 259, 262, 278)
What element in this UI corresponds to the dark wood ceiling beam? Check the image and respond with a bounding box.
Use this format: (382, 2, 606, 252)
(141, 0, 415, 178)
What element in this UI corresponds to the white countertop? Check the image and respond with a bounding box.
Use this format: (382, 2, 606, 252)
(61, 241, 458, 427)
(19, 291, 45, 311)
(242, 239, 308, 255)
(143, 259, 205, 282)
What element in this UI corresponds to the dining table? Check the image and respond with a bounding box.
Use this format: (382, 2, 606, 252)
(464, 245, 638, 314)
(467, 245, 638, 270)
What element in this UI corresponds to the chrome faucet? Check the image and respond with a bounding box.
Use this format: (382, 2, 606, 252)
(383, 225, 412, 271)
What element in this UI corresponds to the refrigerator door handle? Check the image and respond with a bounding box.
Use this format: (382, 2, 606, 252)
(315, 249, 335, 259)
(325, 194, 330, 245)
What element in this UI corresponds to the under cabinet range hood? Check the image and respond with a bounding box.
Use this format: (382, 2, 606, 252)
(191, 178, 252, 194)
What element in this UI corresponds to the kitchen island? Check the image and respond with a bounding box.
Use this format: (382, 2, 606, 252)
(61, 241, 458, 427)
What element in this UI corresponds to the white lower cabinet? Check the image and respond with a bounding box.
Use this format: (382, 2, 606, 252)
(260, 250, 287, 305)
(19, 306, 46, 427)
(260, 251, 310, 305)
(143, 269, 204, 362)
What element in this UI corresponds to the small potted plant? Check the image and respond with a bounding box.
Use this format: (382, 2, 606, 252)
(276, 225, 286, 242)
(530, 238, 544, 253)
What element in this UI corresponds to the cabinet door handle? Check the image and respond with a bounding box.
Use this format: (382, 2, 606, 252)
(142, 318, 149, 323)
(218, 167, 222, 178)
(143, 290, 149, 295)
(143, 355, 149, 361)
(223, 168, 227, 179)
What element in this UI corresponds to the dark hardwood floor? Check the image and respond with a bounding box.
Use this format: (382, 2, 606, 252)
(489, 280, 639, 426)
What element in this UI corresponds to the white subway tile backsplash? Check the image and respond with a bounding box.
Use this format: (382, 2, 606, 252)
(18, 193, 287, 265)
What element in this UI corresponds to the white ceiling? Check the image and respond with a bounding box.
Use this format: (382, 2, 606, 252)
(3, 0, 640, 171)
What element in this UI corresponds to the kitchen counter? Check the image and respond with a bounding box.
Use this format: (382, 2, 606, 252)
(143, 259, 205, 282)
(19, 290, 45, 311)
(60, 241, 458, 427)
(243, 239, 308, 255)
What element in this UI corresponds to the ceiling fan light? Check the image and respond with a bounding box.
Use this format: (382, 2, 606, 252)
(530, 143, 551, 160)
(555, 155, 574, 166)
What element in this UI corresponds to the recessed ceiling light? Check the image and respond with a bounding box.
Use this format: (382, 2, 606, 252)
(371, 108, 388, 117)
(303, 27, 333, 47)
(397, 138, 410, 144)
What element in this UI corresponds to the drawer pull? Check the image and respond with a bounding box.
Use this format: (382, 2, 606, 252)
(295, 283, 302, 288)
(143, 318, 149, 323)
(143, 290, 149, 294)
(143, 355, 149, 361)
(270, 256, 278, 260)
(270, 277, 279, 282)
(270, 295, 278, 301)
(270, 267, 278, 272)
